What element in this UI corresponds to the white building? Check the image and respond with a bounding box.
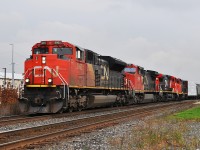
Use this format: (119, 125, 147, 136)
(0, 72, 23, 89)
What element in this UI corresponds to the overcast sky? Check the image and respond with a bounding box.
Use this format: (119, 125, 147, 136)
(0, 0, 200, 83)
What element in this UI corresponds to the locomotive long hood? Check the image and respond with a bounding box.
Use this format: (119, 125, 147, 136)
(98, 56, 127, 72)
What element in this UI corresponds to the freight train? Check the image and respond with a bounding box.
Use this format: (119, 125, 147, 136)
(19, 40, 190, 114)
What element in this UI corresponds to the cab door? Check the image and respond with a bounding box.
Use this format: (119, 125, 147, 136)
(75, 47, 86, 87)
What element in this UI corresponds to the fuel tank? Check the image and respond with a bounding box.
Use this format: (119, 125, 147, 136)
(86, 95, 117, 108)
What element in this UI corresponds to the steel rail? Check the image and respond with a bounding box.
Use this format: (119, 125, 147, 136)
(0, 101, 152, 127)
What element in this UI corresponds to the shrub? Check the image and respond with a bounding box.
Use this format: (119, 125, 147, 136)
(0, 87, 18, 105)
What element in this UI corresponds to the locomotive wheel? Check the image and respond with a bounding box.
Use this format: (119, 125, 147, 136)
(135, 96, 140, 104)
(140, 96, 144, 103)
(175, 94, 180, 101)
(78, 106, 83, 111)
(113, 102, 119, 107)
(152, 95, 156, 103)
(68, 107, 74, 113)
(158, 95, 162, 102)
(118, 102, 122, 106)
(162, 94, 167, 101)
(152, 95, 158, 103)
(132, 96, 137, 104)
(137, 95, 144, 103)
(57, 108, 64, 114)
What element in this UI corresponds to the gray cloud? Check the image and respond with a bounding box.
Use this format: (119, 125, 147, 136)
(0, 0, 200, 83)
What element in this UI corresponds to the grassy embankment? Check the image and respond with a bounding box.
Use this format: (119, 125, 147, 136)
(172, 105, 200, 120)
(108, 105, 200, 150)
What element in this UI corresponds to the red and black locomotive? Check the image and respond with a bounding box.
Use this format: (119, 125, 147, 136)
(19, 40, 188, 114)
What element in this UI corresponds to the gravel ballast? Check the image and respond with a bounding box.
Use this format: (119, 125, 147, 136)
(30, 103, 199, 150)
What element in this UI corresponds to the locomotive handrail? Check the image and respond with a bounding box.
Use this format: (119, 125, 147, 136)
(50, 68, 69, 101)
(50, 69, 66, 98)
(128, 80, 134, 91)
(58, 72, 70, 101)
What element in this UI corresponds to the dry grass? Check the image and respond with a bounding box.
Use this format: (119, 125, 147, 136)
(0, 87, 18, 105)
(0, 87, 20, 116)
(108, 118, 200, 150)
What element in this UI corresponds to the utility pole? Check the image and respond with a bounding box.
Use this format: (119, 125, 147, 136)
(10, 44, 15, 88)
(2, 68, 6, 87)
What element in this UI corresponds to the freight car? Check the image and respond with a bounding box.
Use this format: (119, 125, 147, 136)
(197, 84, 200, 99)
(188, 82, 200, 99)
(19, 40, 189, 114)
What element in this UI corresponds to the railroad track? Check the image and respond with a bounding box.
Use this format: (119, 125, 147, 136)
(0, 105, 138, 127)
(0, 114, 51, 127)
(0, 102, 154, 127)
(0, 100, 195, 150)
(0, 100, 190, 127)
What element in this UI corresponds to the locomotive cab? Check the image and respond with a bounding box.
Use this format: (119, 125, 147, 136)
(123, 64, 144, 92)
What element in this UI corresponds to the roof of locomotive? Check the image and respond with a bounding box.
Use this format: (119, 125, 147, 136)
(98, 56, 127, 71)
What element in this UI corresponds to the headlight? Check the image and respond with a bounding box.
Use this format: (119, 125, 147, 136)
(41, 41, 46, 45)
(54, 41, 61, 44)
(42, 56, 46, 64)
(25, 78, 30, 83)
(48, 78, 52, 83)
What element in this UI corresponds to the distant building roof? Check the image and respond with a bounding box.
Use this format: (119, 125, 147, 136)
(0, 72, 23, 80)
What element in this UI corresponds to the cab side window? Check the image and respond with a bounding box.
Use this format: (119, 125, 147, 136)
(76, 47, 84, 60)
(33, 48, 48, 54)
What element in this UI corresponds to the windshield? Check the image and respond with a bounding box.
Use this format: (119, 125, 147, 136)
(33, 48, 49, 54)
(53, 47, 73, 55)
(124, 68, 136, 74)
